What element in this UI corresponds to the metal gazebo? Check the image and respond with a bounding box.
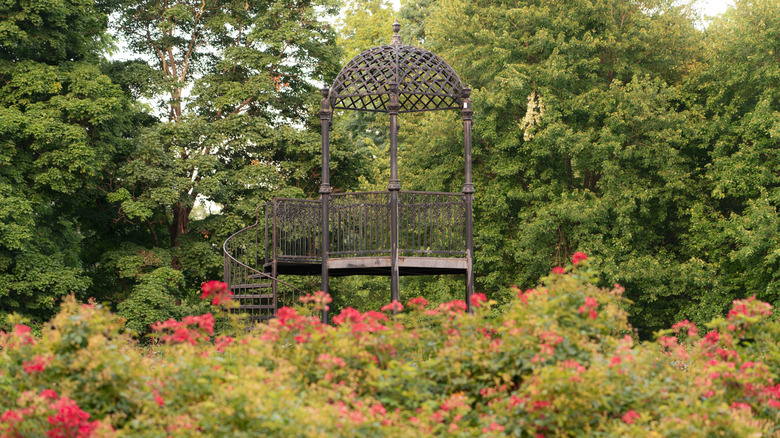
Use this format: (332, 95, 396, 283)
(223, 20, 475, 322)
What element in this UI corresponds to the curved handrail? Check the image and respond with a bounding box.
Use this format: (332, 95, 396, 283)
(223, 221, 306, 297)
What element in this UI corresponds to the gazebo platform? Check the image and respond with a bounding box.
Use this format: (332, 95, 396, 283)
(271, 257, 467, 277)
(223, 21, 475, 322)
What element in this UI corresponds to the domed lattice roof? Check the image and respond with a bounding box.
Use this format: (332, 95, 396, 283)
(329, 21, 465, 113)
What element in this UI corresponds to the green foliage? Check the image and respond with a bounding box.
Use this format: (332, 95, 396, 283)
(117, 266, 202, 336)
(678, 0, 780, 327)
(338, 0, 397, 63)
(398, 0, 436, 45)
(90, 0, 372, 322)
(4, 265, 780, 435)
(385, 0, 718, 336)
(0, 0, 132, 321)
(0, 0, 109, 63)
(2, 0, 780, 352)
(91, 243, 208, 336)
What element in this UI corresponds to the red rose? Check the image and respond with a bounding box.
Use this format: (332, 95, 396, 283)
(571, 252, 587, 265)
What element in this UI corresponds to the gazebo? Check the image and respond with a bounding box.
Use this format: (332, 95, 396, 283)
(223, 21, 475, 322)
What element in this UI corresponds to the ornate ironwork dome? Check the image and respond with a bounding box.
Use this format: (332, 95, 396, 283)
(329, 20, 465, 113)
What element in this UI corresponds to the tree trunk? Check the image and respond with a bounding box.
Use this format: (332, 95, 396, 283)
(168, 203, 192, 247)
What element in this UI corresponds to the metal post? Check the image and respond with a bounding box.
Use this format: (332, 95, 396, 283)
(271, 200, 278, 315)
(388, 82, 401, 311)
(462, 86, 475, 313)
(319, 87, 332, 324)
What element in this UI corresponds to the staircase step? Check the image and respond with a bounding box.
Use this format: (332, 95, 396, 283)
(229, 283, 272, 290)
(238, 304, 277, 310)
(233, 293, 274, 300)
(247, 314, 275, 322)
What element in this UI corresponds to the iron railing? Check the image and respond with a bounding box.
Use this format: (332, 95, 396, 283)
(233, 191, 467, 264)
(327, 191, 466, 257)
(271, 199, 322, 262)
(399, 191, 466, 257)
(223, 191, 466, 318)
(330, 192, 391, 257)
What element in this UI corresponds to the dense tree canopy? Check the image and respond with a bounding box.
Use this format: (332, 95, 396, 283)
(682, 0, 780, 327)
(389, 0, 780, 336)
(1, 0, 779, 338)
(0, 0, 130, 318)
(388, 0, 705, 336)
(93, 0, 368, 330)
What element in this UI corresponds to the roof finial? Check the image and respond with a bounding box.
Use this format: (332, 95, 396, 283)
(391, 19, 402, 45)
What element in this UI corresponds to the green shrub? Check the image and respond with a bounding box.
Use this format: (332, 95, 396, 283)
(2, 254, 780, 436)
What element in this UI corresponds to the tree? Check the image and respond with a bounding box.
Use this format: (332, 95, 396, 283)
(404, 0, 708, 336)
(0, 0, 132, 321)
(338, 0, 397, 62)
(93, 0, 379, 331)
(682, 0, 780, 323)
(107, 0, 342, 247)
(398, 0, 436, 45)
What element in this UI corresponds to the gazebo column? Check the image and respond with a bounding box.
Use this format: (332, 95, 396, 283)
(462, 87, 475, 312)
(388, 85, 401, 310)
(319, 87, 332, 324)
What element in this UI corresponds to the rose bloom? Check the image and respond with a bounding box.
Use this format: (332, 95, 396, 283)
(572, 252, 587, 265)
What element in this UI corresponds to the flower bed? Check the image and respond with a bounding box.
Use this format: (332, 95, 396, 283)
(2, 254, 780, 436)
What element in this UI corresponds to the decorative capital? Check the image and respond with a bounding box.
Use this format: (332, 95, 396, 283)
(462, 183, 475, 194)
(461, 85, 471, 100)
(388, 180, 401, 191)
(320, 86, 330, 111)
(461, 85, 473, 119)
(388, 83, 400, 114)
(319, 183, 332, 195)
(391, 19, 402, 45)
(319, 108, 332, 121)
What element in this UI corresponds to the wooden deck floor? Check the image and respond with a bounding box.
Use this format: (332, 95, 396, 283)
(269, 256, 467, 277)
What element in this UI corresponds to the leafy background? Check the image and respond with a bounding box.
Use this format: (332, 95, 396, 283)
(1, 0, 779, 341)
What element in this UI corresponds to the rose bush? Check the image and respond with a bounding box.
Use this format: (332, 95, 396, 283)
(2, 253, 780, 436)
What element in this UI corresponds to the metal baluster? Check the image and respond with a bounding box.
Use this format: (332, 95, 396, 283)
(372, 198, 376, 254)
(412, 194, 416, 254)
(419, 195, 424, 254)
(418, 195, 423, 252)
(294, 208, 298, 258)
(432, 196, 437, 254)
(439, 196, 444, 253)
(449, 199, 454, 253)
(338, 208, 342, 255)
(433, 197, 438, 254)
(376, 197, 380, 253)
(349, 204, 353, 256)
(298, 207, 302, 258)
(400, 194, 405, 255)
(404, 194, 408, 254)
(438, 197, 448, 251)
(426, 195, 430, 254)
